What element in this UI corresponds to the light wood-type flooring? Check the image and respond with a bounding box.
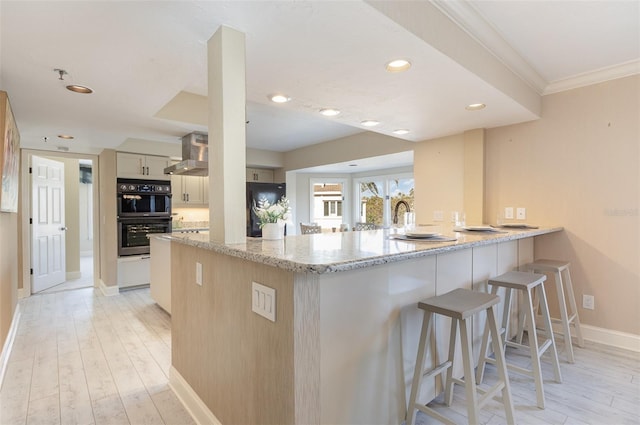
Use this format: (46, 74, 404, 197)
(0, 287, 194, 425)
(1, 286, 638, 425)
(414, 332, 640, 424)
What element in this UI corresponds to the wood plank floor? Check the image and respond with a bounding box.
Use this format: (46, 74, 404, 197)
(1, 287, 638, 424)
(414, 334, 640, 424)
(0, 287, 194, 425)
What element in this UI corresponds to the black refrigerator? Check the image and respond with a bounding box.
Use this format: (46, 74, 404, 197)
(246, 182, 286, 237)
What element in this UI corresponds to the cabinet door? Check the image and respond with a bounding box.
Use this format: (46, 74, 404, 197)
(246, 168, 274, 183)
(145, 155, 170, 180)
(171, 172, 185, 205)
(202, 176, 209, 204)
(183, 176, 205, 204)
(117, 152, 144, 178)
(117, 153, 170, 180)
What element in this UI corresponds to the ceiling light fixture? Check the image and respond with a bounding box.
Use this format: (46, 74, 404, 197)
(269, 94, 291, 103)
(66, 84, 94, 94)
(319, 108, 340, 117)
(385, 59, 411, 72)
(465, 103, 486, 111)
(393, 129, 410, 135)
(361, 120, 380, 127)
(57, 134, 74, 140)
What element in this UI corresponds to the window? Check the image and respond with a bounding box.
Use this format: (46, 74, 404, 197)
(310, 179, 346, 230)
(356, 174, 414, 228)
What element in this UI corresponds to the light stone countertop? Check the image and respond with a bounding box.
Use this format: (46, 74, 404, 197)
(153, 226, 563, 274)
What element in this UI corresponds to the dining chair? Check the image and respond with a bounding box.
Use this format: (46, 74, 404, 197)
(300, 223, 322, 234)
(354, 222, 378, 231)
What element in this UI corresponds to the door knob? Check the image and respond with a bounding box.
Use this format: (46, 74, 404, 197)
(59, 226, 68, 231)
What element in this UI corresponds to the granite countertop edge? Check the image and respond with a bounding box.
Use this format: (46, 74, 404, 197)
(153, 227, 563, 274)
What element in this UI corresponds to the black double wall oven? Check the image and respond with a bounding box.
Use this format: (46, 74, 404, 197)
(117, 179, 172, 256)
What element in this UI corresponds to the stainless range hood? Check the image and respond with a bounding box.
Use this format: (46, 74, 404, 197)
(164, 132, 209, 176)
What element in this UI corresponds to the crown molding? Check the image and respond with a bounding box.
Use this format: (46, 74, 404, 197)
(543, 59, 640, 95)
(431, 0, 547, 94)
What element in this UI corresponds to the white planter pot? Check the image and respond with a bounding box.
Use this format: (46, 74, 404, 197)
(262, 222, 284, 240)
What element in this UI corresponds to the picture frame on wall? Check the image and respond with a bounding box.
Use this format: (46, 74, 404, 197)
(0, 91, 20, 213)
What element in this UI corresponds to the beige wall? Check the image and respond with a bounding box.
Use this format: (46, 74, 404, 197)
(0, 211, 18, 348)
(0, 92, 18, 348)
(414, 133, 465, 225)
(485, 75, 640, 335)
(98, 149, 118, 288)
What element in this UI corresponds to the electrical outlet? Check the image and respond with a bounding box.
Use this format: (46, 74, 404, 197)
(195, 262, 203, 286)
(505, 207, 514, 219)
(252, 282, 276, 322)
(433, 210, 444, 222)
(516, 207, 526, 220)
(583, 294, 595, 310)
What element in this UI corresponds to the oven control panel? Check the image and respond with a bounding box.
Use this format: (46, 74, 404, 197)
(117, 179, 171, 194)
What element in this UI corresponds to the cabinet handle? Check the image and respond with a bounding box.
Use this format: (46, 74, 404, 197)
(187, 193, 189, 202)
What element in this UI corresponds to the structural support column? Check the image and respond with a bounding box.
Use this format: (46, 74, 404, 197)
(208, 26, 247, 244)
(463, 128, 485, 224)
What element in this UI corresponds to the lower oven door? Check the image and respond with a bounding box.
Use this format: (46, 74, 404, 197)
(118, 218, 171, 256)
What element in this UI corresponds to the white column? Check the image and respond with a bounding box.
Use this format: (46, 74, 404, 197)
(208, 26, 247, 244)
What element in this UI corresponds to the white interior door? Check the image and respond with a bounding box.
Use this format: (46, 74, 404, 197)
(32, 156, 66, 293)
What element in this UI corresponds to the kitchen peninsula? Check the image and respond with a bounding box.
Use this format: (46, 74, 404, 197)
(164, 226, 562, 425)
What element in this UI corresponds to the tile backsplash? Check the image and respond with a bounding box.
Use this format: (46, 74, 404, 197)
(173, 207, 209, 228)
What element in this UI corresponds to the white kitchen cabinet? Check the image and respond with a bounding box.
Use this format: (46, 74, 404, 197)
(171, 168, 208, 206)
(150, 236, 171, 314)
(117, 152, 170, 180)
(117, 255, 150, 289)
(246, 167, 274, 183)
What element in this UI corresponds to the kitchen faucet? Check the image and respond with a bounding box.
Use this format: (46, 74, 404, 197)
(393, 200, 411, 225)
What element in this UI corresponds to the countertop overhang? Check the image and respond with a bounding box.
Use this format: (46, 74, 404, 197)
(152, 226, 562, 274)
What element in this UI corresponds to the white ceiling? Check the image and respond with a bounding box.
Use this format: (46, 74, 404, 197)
(0, 1, 638, 161)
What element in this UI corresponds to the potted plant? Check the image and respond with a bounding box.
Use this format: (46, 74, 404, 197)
(253, 196, 291, 240)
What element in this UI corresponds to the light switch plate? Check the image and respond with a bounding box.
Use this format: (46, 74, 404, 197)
(195, 262, 203, 286)
(252, 281, 276, 322)
(516, 207, 526, 220)
(505, 207, 514, 219)
(433, 210, 444, 222)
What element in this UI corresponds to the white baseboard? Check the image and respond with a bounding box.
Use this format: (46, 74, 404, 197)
(18, 288, 28, 299)
(550, 322, 640, 352)
(98, 280, 119, 297)
(579, 324, 640, 352)
(169, 366, 222, 425)
(0, 303, 21, 389)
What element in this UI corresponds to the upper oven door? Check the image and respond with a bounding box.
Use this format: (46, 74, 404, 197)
(118, 193, 171, 217)
(117, 179, 172, 218)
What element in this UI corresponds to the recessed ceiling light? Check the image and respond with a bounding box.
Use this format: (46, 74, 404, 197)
(393, 129, 410, 135)
(465, 103, 486, 111)
(269, 94, 291, 103)
(57, 134, 74, 140)
(385, 59, 411, 72)
(319, 108, 340, 117)
(66, 85, 93, 94)
(361, 120, 380, 127)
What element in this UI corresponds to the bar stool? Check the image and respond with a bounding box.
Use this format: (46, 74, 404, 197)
(476, 271, 562, 409)
(407, 288, 515, 425)
(521, 260, 584, 363)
